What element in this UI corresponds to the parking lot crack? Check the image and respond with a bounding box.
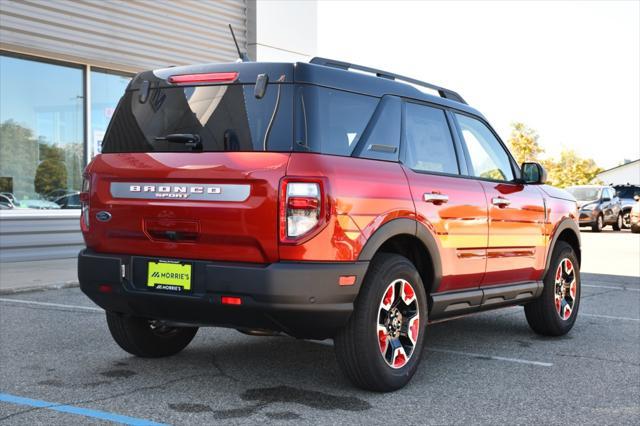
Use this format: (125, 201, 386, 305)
(211, 353, 241, 383)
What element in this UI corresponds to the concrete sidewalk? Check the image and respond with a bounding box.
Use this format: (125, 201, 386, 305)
(0, 258, 78, 294)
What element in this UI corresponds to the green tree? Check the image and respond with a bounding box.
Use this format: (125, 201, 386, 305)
(0, 120, 38, 196)
(34, 158, 67, 195)
(507, 122, 544, 164)
(542, 150, 603, 188)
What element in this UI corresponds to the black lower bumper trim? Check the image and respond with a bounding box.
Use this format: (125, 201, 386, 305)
(78, 250, 368, 339)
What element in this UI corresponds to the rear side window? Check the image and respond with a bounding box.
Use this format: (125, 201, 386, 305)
(403, 102, 459, 174)
(295, 86, 378, 156)
(456, 114, 514, 181)
(102, 84, 292, 153)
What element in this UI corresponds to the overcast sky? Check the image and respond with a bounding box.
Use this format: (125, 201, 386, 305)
(314, 0, 639, 170)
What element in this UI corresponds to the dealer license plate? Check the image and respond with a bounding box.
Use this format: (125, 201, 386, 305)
(147, 261, 192, 292)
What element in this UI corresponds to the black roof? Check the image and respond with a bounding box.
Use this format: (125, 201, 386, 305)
(132, 58, 483, 117)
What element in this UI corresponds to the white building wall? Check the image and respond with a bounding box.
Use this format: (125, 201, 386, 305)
(254, 0, 317, 62)
(0, 0, 252, 72)
(597, 160, 640, 185)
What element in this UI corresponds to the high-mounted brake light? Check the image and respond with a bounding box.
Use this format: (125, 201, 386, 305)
(168, 72, 238, 84)
(279, 179, 328, 243)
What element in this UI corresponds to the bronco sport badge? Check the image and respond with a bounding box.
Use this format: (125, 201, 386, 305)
(110, 182, 250, 201)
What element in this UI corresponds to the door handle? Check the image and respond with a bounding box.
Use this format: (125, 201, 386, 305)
(492, 197, 511, 208)
(424, 193, 449, 204)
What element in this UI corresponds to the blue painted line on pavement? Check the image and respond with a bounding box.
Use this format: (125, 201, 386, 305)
(0, 393, 169, 426)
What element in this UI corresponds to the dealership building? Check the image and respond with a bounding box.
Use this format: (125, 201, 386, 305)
(0, 0, 319, 262)
(597, 159, 640, 186)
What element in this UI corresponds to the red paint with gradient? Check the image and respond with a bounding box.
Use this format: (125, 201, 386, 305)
(83, 151, 577, 294)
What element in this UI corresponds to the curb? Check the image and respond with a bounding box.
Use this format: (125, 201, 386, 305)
(0, 281, 79, 296)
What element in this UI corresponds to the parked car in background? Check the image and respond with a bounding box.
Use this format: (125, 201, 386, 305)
(614, 184, 640, 229)
(0, 194, 15, 209)
(53, 192, 81, 209)
(44, 188, 77, 201)
(567, 185, 622, 232)
(0, 192, 18, 205)
(630, 195, 640, 234)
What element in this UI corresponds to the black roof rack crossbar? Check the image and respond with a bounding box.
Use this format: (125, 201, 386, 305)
(309, 57, 467, 104)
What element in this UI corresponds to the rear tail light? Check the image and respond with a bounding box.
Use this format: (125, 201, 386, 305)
(80, 173, 90, 228)
(279, 179, 328, 243)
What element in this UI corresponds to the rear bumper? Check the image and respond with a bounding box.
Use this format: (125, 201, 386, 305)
(78, 249, 368, 339)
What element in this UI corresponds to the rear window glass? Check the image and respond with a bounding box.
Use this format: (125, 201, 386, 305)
(295, 86, 378, 156)
(102, 84, 292, 153)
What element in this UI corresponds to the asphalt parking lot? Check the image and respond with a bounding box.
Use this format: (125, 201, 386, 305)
(1, 231, 638, 425)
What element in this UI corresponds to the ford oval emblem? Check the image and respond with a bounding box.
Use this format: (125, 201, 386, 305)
(96, 211, 112, 222)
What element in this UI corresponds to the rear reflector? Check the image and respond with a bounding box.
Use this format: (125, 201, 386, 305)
(221, 296, 242, 305)
(98, 284, 112, 293)
(168, 72, 238, 84)
(339, 276, 356, 286)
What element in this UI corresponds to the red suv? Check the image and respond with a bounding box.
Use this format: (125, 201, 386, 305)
(79, 58, 581, 391)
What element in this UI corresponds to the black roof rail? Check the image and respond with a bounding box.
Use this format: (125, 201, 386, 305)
(309, 57, 467, 105)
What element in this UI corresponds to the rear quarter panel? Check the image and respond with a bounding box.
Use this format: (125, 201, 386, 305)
(282, 153, 415, 261)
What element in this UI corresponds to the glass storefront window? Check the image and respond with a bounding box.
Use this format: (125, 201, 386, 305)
(0, 54, 131, 210)
(90, 69, 130, 156)
(0, 54, 84, 209)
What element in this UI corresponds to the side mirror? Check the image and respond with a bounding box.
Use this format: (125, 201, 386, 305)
(634, 195, 640, 201)
(521, 162, 547, 184)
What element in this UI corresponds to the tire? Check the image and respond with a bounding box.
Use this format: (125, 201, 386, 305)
(334, 253, 427, 392)
(106, 311, 198, 358)
(612, 213, 622, 231)
(591, 214, 603, 232)
(622, 211, 631, 229)
(524, 241, 580, 336)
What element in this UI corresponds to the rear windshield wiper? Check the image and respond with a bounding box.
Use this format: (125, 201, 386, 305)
(154, 133, 202, 150)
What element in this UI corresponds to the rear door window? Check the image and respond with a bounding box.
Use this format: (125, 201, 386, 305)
(295, 86, 378, 156)
(403, 102, 459, 174)
(102, 84, 292, 153)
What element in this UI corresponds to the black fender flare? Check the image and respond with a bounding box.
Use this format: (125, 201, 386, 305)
(544, 217, 581, 275)
(358, 218, 443, 293)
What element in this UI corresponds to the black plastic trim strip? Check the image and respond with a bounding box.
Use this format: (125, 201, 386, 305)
(430, 281, 543, 320)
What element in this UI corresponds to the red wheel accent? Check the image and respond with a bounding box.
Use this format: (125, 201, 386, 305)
(408, 316, 419, 345)
(382, 285, 394, 310)
(378, 327, 388, 355)
(563, 303, 572, 320)
(402, 282, 416, 304)
(392, 347, 407, 368)
(565, 259, 573, 274)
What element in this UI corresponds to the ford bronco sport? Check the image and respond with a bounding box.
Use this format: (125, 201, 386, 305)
(79, 57, 582, 392)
